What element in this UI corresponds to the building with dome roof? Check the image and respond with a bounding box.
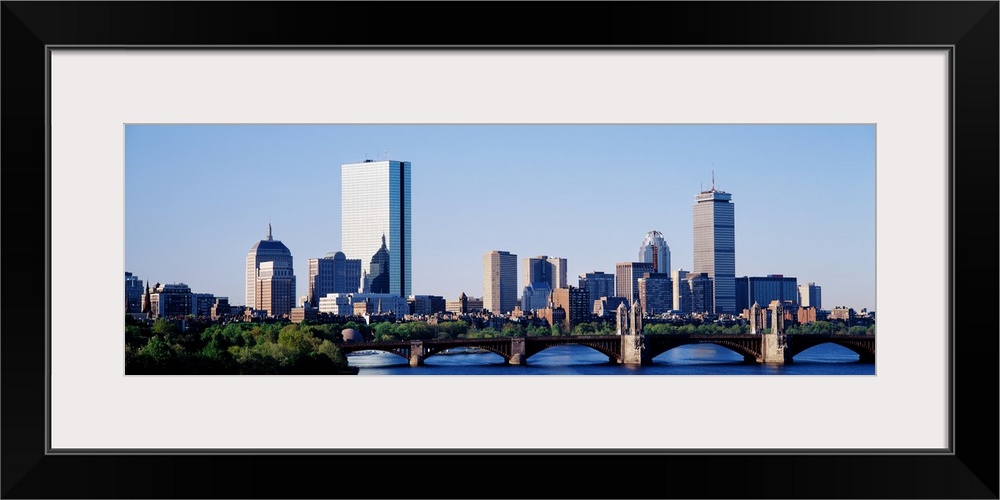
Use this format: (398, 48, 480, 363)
(245, 224, 295, 315)
(639, 230, 671, 274)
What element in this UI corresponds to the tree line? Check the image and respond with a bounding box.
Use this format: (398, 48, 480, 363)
(125, 317, 355, 375)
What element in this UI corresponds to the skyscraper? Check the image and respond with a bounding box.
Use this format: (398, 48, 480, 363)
(341, 159, 411, 298)
(639, 230, 671, 274)
(693, 180, 735, 314)
(483, 250, 517, 314)
(246, 224, 294, 308)
(523, 256, 568, 290)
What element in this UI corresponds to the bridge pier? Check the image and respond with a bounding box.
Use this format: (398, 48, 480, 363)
(759, 301, 789, 364)
(507, 338, 525, 365)
(620, 335, 644, 365)
(409, 340, 424, 367)
(760, 333, 788, 364)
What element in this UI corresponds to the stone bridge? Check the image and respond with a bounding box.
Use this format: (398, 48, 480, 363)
(337, 334, 876, 367)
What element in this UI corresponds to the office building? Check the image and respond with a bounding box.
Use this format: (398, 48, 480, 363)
(615, 261, 655, 305)
(125, 272, 144, 314)
(524, 255, 568, 290)
(341, 159, 411, 298)
(483, 250, 517, 314)
(256, 260, 296, 317)
(736, 275, 799, 313)
(685, 272, 714, 314)
(307, 251, 363, 306)
(799, 282, 822, 310)
(639, 230, 671, 274)
(363, 235, 391, 294)
(693, 181, 736, 313)
(578, 271, 615, 312)
(521, 282, 552, 313)
(246, 224, 294, 308)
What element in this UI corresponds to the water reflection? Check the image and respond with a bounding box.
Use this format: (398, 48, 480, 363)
(346, 342, 873, 376)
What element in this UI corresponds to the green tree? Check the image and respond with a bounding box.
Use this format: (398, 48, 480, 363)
(151, 318, 178, 337)
(373, 322, 397, 342)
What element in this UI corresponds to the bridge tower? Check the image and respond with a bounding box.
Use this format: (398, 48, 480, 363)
(761, 300, 789, 363)
(617, 299, 645, 364)
(749, 302, 765, 334)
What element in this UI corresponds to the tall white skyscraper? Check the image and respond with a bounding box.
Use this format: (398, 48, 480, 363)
(341, 159, 412, 298)
(693, 181, 736, 314)
(639, 230, 671, 274)
(483, 250, 517, 314)
(246, 224, 294, 309)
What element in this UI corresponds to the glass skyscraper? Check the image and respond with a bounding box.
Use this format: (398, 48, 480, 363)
(341, 159, 412, 298)
(693, 186, 736, 314)
(639, 230, 671, 274)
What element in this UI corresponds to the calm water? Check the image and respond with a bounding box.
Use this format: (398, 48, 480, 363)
(347, 343, 875, 375)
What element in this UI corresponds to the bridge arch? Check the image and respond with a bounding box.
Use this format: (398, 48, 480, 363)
(523, 338, 620, 362)
(644, 338, 761, 362)
(785, 338, 875, 362)
(421, 344, 510, 363)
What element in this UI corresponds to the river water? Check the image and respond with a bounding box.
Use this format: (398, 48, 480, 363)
(346, 342, 875, 375)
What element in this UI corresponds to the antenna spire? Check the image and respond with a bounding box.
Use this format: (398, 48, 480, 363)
(712, 169, 715, 191)
(267, 222, 272, 241)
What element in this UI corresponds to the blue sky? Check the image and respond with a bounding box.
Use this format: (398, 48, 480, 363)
(124, 124, 876, 311)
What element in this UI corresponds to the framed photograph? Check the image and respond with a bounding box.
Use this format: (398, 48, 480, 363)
(3, 2, 996, 498)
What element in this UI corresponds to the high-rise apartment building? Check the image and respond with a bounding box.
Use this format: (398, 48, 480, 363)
(639, 230, 671, 274)
(523, 255, 568, 290)
(693, 181, 736, 314)
(246, 224, 294, 308)
(483, 250, 517, 314)
(799, 282, 822, 310)
(307, 251, 363, 306)
(550, 286, 591, 330)
(341, 159, 411, 298)
(637, 272, 673, 315)
(615, 262, 655, 305)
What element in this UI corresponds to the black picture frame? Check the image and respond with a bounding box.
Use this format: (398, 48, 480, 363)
(3, 2, 997, 498)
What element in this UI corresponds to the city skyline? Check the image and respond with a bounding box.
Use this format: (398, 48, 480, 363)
(124, 124, 876, 311)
